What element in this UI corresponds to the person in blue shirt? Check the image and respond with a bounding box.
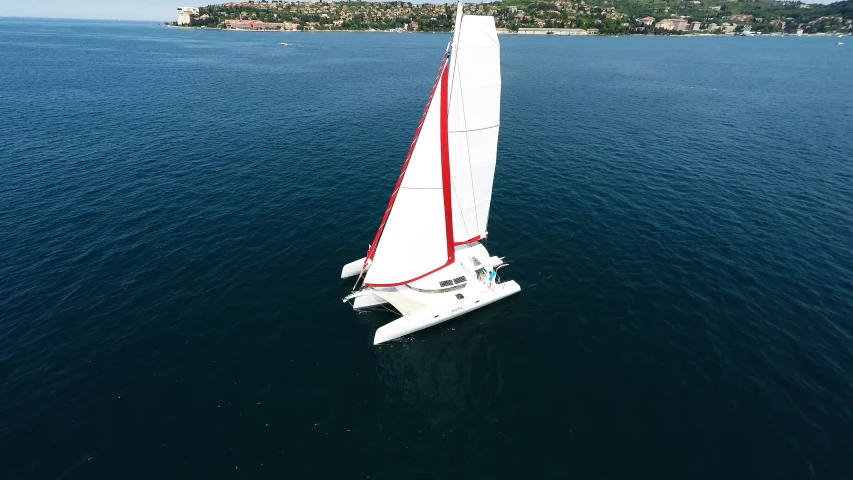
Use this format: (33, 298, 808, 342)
(487, 269, 496, 288)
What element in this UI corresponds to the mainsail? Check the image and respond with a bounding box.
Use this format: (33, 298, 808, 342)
(447, 15, 501, 245)
(362, 8, 500, 287)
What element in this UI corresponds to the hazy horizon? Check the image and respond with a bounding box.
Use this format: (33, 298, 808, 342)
(0, 0, 839, 22)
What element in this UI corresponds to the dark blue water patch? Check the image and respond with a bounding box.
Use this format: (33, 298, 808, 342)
(1, 19, 853, 479)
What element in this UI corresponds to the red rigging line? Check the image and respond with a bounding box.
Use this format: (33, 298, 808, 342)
(439, 62, 455, 263)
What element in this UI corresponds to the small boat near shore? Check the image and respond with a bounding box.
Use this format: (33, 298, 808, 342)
(280, 42, 289, 46)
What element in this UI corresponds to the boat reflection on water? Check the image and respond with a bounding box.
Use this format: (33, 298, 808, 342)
(360, 306, 508, 424)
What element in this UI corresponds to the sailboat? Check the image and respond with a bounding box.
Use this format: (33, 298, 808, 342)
(341, 1, 520, 345)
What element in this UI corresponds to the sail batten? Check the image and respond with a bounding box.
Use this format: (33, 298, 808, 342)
(448, 125, 499, 134)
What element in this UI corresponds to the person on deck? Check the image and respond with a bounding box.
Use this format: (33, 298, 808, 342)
(488, 269, 496, 288)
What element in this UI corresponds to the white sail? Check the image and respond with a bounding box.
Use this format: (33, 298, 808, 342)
(447, 15, 501, 243)
(363, 60, 452, 287)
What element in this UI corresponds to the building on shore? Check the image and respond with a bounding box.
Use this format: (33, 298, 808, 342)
(224, 19, 297, 30)
(517, 27, 587, 35)
(177, 7, 199, 25)
(654, 18, 688, 31)
(638, 16, 655, 27)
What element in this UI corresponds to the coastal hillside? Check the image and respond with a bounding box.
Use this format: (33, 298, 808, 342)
(185, 0, 853, 34)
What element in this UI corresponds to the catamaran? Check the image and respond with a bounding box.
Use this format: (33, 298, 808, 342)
(341, 1, 520, 345)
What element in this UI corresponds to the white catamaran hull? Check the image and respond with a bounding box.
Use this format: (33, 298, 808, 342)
(372, 280, 520, 345)
(341, 257, 367, 279)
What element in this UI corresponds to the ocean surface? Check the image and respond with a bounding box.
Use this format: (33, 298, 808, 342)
(2, 18, 853, 479)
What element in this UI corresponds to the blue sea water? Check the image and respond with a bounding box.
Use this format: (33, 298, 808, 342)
(2, 17, 853, 479)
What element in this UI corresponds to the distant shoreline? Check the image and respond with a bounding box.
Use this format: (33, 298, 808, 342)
(164, 25, 851, 38)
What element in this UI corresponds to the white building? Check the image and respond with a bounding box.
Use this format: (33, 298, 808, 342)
(655, 18, 688, 31)
(177, 7, 199, 26)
